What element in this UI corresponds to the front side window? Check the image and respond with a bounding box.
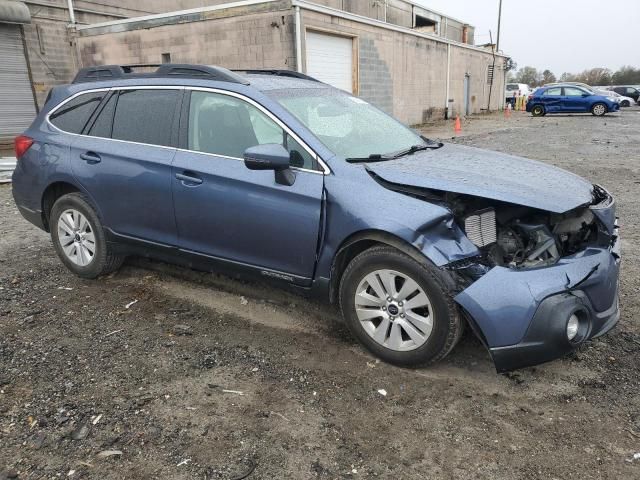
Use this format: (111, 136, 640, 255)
(543, 87, 562, 96)
(111, 89, 179, 147)
(49, 91, 106, 133)
(272, 89, 424, 160)
(187, 91, 315, 169)
(564, 87, 586, 97)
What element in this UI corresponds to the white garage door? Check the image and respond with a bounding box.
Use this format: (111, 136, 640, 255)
(0, 23, 38, 140)
(305, 31, 353, 93)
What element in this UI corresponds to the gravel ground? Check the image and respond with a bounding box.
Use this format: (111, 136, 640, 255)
(1, 108, 639, 480)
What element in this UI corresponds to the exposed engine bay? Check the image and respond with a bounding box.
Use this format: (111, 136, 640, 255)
(450, 194, 600, 269)
(367, 170, 608, 272)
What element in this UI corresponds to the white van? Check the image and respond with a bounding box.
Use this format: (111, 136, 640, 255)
(505, 83, 531, 105)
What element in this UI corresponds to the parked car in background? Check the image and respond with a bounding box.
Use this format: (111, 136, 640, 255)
(12, 64, 621, 373)
(609, 86, 640, 104)
(505, 83, 531, 106)
(527, 85, 619, 116)
(596, 89, 634, 107)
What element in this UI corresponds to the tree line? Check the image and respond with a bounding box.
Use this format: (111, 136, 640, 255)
(508, 66, 640, 87)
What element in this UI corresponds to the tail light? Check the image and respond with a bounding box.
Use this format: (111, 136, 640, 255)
(14, 135, 33, 160)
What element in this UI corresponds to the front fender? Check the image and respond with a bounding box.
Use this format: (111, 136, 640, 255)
(316, 171, 480, 280)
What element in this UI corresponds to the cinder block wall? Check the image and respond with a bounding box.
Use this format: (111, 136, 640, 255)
(77, 10, 296, 72)
(301, 9, 505, 125)
(73, 3, 505, 126)
(22, 0, 158, 108)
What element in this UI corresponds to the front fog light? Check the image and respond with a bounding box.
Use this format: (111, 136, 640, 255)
(567, 314, 580, 341)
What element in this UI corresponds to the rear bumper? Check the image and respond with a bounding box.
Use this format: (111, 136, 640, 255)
(15, 202, 46, 230)
(11, 150, 47, 231)
(456, 224, 621, 373)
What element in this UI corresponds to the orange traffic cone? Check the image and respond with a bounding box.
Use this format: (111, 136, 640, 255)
(454, 115, 462, 134)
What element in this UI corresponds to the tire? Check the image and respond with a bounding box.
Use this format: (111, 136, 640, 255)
(531, 105, 545, 117)
(338, 246, 463, 367)
(591, 102, 608, 116)
(621, 100, 630, 108)
(50, 192, 124, 279)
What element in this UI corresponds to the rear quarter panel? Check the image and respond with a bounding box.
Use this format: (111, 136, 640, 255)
(11, 120, 77, 215)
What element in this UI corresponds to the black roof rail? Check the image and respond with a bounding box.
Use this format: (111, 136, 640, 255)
(72, 64, 250, 85)
(235, 69, 321, 82)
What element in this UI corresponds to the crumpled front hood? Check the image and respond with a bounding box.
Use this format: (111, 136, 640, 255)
(367, 144, 594, 213)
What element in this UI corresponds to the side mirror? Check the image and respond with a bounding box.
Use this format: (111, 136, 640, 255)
(244, 143, 296, 186)
(582, 93, 590, 97)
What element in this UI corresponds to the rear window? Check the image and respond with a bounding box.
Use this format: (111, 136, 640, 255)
(111, 89, 179, 147)
(49, 91, 106, 134)
(506, 84, 519, 91)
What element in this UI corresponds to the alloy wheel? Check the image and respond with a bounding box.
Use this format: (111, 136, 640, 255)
(354, 269, 434, 351)
(593, 104, 606, 115)
(57, 209, 96, 267)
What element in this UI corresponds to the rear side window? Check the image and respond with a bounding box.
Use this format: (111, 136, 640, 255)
(49, 91, 106, 133)
(86, 93, 117, 138)
(111, 89, 179, 146)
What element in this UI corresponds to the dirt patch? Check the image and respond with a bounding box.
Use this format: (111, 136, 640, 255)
(1, 108, 639, 479)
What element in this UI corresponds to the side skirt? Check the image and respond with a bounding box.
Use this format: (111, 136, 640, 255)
(105, 229, 320, 295)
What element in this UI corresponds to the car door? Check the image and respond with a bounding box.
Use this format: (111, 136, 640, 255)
(625, 87, 639, 102)
(171, 89, 324, 282)
(562, 87, 589, 112)
(70, 88, 182, 245)
(540, 87, 563, 112)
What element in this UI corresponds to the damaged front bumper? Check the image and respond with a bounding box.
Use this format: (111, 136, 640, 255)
(455, 221, 621, 373)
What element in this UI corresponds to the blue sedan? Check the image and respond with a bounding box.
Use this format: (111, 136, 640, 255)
(526, 85, 619, 116)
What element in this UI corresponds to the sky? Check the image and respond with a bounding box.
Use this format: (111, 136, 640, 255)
(415, 0, 640, 75)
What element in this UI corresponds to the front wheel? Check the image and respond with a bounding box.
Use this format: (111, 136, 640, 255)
(338, 246, 463, 367)
(591, 103, 607, 116)
(50, 192, 124, 279)
(531, 105, 545, 117)
(621, 100, 630, 107)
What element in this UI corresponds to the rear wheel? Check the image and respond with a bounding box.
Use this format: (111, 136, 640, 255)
(50, 192, 124, 279)
(591, 102, 607, 116)
(338, 246, 463, 367)
(531, 105, 545, 117)
(621, 100, 630, 107)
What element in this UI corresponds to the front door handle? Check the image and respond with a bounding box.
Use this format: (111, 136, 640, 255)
(80, 151, 101, 164)
(175, 172, 203, 185)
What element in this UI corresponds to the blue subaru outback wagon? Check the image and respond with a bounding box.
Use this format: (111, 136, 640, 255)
(12, 64, 621, 372)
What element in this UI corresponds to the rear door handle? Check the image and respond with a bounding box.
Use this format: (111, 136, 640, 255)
(175, 172, 203, 185)
(79, 151, 101, 164)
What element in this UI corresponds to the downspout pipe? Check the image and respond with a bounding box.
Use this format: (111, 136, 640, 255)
(66, 0, 75, 24)
(445, 43, 451, 119)
(294, 5, 302, 73)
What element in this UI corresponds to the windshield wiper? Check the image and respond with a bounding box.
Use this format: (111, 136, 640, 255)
(345, 141, 443, 163)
